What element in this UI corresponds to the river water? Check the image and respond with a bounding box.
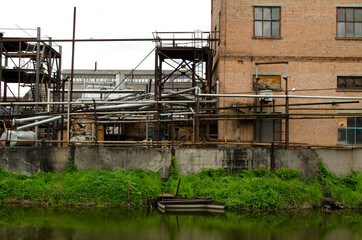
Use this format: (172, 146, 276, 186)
(0, 206, 361, 240)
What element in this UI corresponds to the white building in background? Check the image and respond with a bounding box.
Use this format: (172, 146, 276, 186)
(61, 69, 192, 101)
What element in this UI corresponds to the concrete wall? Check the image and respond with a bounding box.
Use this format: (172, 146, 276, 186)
(0, 147, 69, 175)
(74, 147, 171, 178)
(0, 147, 361, 177)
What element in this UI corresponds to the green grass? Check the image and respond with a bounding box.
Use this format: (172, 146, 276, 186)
(0, 167, 162, 206)
(164, 167, 323, 210)
(0, 159, 361, 209)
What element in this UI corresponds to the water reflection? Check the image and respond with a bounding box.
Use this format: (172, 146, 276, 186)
(0, 206, 360, 240)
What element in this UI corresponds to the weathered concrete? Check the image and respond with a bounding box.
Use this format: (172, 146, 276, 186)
(316, 149, 362, 177)
(274, 149, 320, 177)
(0, 147, 361, 177)
(0, 147, 68, 175)
(74, 147, 171, 178)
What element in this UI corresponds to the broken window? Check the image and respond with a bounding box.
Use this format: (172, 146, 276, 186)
(338, 118, 362, 145)
(337, 8, 362, 38)
(254, 7, 280, 37)
(253, 75, 281, 89)
(337, 76, 362, 89)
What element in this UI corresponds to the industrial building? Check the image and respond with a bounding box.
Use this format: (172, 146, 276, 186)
(211, 0, 362, 147)
(1, 1, 361, 149)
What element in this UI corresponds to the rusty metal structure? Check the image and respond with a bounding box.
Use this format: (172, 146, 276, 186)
(153, 31, 214, 143)
(0, 28, 62, 143)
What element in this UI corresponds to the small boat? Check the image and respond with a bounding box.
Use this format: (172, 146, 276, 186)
(157, 194, 225, 214)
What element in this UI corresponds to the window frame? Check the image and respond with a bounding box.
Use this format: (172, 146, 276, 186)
(253, 6, 281, 39)
(336, 7, 362, 39)
(338, 118, 362, 145)
(337, 76, 362, 90)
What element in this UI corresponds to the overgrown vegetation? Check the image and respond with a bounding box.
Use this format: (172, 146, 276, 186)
(318, 160, 362, 206)
(0, 166, 162, 207)
(164, 166, 322, 210)
(0, 158, 361, 210)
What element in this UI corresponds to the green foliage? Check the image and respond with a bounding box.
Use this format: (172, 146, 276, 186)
(199, 168, 229, 178)
(165, 168, 324, 210)
(251, 167, 270, 178)
(0, 163, 360, 210)
(275, 168, 301, 180)
(67, 157, 78, 173)
(169, 156, 182, 179)
(318, 160, 362, 206)
(0, 168, 162, 206)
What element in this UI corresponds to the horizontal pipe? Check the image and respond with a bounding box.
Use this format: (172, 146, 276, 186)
(0, 38, 219, 43)
(255, 61, 289, 65)
(17, 116, 62, 130)
(198, 93, 362, 100)
(94, 103, 152, 111)
(56, 90, 144, 94)
(0, 100, 215, 106)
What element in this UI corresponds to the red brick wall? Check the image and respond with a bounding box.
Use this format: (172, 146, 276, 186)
(212, 0, 362, 146)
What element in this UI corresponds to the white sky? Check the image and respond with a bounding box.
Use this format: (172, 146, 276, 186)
(1, 0, 211, 70)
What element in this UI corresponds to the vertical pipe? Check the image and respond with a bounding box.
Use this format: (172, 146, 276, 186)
(145, 118, 149, 141)
(195, 93, 200, 143)
(70, 7, 76, 104)
(285, 67, 289, 148)
(171, 113, 175, 156)
(93, 99, 98, 145)
(18, 42, 21, 102)
(272, 99, 275, 143)
(68, 7, 76, 145)
(35, 27, 41, 144)
(224, 119, 227, 143)
(47, 88, 51, 112)
(0, 32, 3, 102)
(286, 64, 289, 148)
(260, 103, 263, 142)
(154, 48, 160, 142)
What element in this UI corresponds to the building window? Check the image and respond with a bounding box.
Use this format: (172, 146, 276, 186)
(337, 8, 362, 38)
(254, 7, 280, 37)
(255, 119, 282, 142)
(337, 76, 362, 89)
(338, 118, 362, 145)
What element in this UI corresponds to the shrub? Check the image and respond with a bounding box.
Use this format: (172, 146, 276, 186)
(275, 168, 301, 181)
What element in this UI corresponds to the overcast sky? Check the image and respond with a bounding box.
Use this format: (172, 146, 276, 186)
(1, 0, 211, 70)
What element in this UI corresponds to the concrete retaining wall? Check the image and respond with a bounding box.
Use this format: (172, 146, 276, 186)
(0, 147, 361, 177)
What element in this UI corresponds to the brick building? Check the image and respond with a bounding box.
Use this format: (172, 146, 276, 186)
(211, 0, 362, 146)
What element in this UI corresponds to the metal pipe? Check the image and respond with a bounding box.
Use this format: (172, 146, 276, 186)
(93, 103, 153, 111)
(0, 95, 361, 106)
(17, 116, 62, 130)
(13, 115, 53, 123)
(0, 37, 219, 43)
(0, 100, 215, 106)
(53, 89, 144, 94)
(198, 93, 362, 100)
(255, 61, 289, 66)
(68, 7, 76, 145)
(47, 88, 51, 112)
(0, 32, 3, 102)
(35, 27, 41, 145)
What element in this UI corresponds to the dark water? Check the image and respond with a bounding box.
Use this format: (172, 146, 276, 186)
(0, 206, 361, 240)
